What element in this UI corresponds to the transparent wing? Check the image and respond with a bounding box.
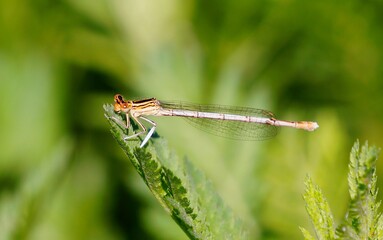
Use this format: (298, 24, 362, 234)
(159, 101, 279, 141)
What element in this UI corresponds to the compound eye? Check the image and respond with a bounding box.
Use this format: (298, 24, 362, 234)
(114, 94, 125, 104)
(113, 94, 131, 113)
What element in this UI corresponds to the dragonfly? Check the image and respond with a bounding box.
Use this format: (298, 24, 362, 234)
(109, 94, 319, 148)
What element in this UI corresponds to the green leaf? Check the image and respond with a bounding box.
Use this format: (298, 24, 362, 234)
(302, 176, 336, 240)
(302, 140, 383, 240)
(337, 140, 382, 239)
(104, 104, 248, 239)
(300, 227, 316, 240)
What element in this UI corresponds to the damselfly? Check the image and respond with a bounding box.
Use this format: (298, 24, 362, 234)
(109, 94, 319, 147)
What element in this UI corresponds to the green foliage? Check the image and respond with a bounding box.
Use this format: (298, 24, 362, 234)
(302, 176, 336, 239)
(301, 140, 383, 240)
(3, 0, 383, 238)
(104, 104, 248, 240)
(338, 140, 383, 239)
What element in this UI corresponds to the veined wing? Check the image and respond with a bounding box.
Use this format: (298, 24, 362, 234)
(159, 101, 279, 141)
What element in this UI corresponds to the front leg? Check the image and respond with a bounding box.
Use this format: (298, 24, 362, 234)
(106, 111, 143, 141)
(107, 112, 156, 148)
(105, 113, 130, 131)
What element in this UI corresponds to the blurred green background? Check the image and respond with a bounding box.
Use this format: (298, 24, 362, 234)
(1, 0, 383, 239)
